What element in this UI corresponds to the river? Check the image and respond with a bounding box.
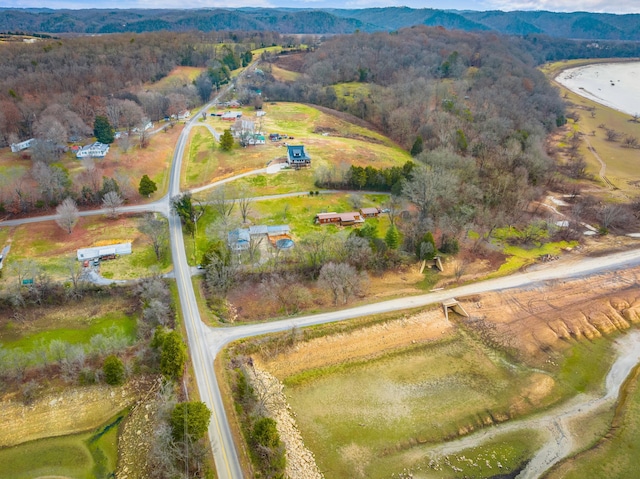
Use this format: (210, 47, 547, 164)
(555, 62, 640, 117)
(424, 329, 640, 479)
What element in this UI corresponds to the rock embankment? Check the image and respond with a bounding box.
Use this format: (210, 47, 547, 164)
(249, 367, 324, 479)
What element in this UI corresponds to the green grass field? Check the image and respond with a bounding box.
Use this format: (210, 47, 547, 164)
(1, 309, 136, 352)
(265, 321, 619, 479)
(386, 430, 542, 478)
(332, 82, 372, 105)
(284, 333, 549, 479)
(183, 127, 219, 188)
(182, 102, 411, 191)
(184, 192, 390, 265)
(0, 412, 122, 479)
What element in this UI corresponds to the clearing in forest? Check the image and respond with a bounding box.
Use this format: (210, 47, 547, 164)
(182, 102, 410, 191)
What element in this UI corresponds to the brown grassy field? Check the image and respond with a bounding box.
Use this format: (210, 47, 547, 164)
(0, 123, 183, 208)
(0, 213, 170, 283)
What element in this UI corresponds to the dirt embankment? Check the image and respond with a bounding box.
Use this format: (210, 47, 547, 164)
(116, 378, 164, 479)
(457, 266, 640, 364)
(0, 378, 154, 447)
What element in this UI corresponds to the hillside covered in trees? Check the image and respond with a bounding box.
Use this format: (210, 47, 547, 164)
(2, 7, 640, 40)
(0, 31, 280, 146)
(254, 26, 569, 246)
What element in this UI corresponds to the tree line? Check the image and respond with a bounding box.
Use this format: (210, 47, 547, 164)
(253, 26, 564, 244)
(0, 30, 289, 146)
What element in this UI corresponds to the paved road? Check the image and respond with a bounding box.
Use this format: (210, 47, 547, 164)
(167, 90, 244, 479)
(194, 122, 221, 141)
(209, 247, 640, 352)
(0, 201, 168, 228)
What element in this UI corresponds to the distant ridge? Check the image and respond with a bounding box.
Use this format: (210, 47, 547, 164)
(1, 7, 639, 40)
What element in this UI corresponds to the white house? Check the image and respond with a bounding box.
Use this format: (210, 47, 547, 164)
(177, 110, 191, 120)
(76, 142, 110, 159)
(77, 242, 132, 261)
(221, 111, 243, 121)
(10, 138, 35, 153)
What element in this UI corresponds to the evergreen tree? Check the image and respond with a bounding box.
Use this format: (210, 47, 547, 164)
(160, 330, 187, 380)
(410, 135, 423, 157)
(417, 231, 437, 260)
(220, 129, 234, 151)
(170, 401, 212, 441)
(93, 115, 114, 144)
(384, 224, 400, 249)
(103, 355, 125, 385)
(139, 174, 158, 197)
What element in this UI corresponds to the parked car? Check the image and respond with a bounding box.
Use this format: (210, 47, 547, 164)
(83, 260, 89, 267)
(92, 258, 100, 266)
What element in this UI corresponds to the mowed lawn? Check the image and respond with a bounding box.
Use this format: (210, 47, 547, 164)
(283, 333, 548, 479)
(184, 192, 390, 264)
(0, 213, 170, 282)
(182, 102, 411, 191)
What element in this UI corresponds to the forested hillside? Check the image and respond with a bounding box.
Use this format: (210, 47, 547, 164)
(255, 26, 568, 246)
(0, 31, 277, 145)
(2, 7, 640, 40)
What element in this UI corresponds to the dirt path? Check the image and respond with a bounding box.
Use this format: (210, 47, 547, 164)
(423, 330, 640, 478)
(583, 135, 617, 190)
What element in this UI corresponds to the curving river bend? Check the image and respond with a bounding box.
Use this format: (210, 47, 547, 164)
(425, 330, 640, 478)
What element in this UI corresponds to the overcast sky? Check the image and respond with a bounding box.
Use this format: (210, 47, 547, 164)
(3, 0, 639, 14)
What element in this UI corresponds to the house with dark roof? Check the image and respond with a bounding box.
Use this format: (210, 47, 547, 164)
(286, 145, 311, 167)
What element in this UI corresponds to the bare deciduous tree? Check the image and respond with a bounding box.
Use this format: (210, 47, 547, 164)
(209, 185, 236, 222)
(65, 256, 86, 299)
(452, 258, 469, 283)
(318, 262, 367, 305)
(383, 195, 404, 226)
(56, 197, 79, 234)
(598, 204, 633, 229)
(102, 190, 124, 218)
(238, 186, 253, 224)
(260, 273, 311, 315)
(139, 214, 168, 261)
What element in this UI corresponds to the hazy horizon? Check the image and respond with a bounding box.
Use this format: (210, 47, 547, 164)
(2, 1, 639, 14)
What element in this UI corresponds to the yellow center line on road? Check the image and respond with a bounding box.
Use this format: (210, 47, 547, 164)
(177, 244, 235, 478)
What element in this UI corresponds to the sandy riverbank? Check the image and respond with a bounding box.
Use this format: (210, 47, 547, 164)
(555, 62, 640, 116)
